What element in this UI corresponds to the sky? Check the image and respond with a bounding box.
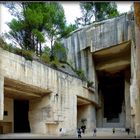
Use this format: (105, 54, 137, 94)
(0, 1, 133, 34)
(61, 1, 133, 24)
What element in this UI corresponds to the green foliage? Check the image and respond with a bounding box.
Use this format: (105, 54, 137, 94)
(0, 37, 16, 53)
(40, 53, 50, 64)
(75, 2, 119, 28)
(22, 50, 33, 61)
(32, 29, 45, 43)
(75, 2, 95, 27)
(75, 69, 87, 81)
(0, 37, 8, 49)
(14, 48, 33, 61)
(60, 24, 77, 38)
(5, 2, 74, 56)
(59, 60, 75, 72)
(87, 80, 94, 88)
(95, 2, 119, 20)
(43, 46, 51, 54)
(50, 57, 60, 69)
(0, 37, 33, 61)
(40, 47, 51, 63)
(51, 41, 68, 62)
(44, 2, 68, 47)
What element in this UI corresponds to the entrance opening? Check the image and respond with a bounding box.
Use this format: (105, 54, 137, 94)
(77, 97, 91, 129)
(99, 71, 124, 123)
(14, 100, 30, 133)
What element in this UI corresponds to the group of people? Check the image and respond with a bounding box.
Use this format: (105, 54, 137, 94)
(77, 125, 97, 138)
(60, 126, 131, 138)
(77, 127, 131, 138)
(77, 125, 86, 138)
(112, 127, 131, 135)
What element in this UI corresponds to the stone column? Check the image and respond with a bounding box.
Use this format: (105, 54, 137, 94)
(134, 2, 140, 137)
(88, 50, 94, 81)
(96, 90, 103, 127)
(124, 70, 131, 129)
(0, 75, 4, 120)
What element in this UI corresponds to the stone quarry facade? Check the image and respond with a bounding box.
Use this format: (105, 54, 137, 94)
(0, 11, 140, 137)
(0, 47, 98, 135)
(61, 12, 137, 135)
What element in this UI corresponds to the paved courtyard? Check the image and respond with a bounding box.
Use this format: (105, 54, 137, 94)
(0, 131, 137, 139)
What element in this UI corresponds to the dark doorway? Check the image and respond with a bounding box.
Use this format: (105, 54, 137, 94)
(99, 71, 124, 123)
(14, 100, 30, 133)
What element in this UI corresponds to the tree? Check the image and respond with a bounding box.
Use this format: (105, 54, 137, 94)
(5, 2, 46, 55)
(51, 41, 68, 62)
(75, 2, 119, 28)
(44, 2, 66, 48)
(4, 2, 76, 57)
(60, 24, 77, 38)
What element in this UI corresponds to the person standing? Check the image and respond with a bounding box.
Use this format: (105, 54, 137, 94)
(77, 128, 82, 138)
(81, 125, 86, 134)
(112, 127, 115, 134)
(93, 128, 97, 136)
(126, 128, 130, 135)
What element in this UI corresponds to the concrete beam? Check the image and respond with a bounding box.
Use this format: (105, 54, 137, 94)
(5, 87, 41, 98)
(96, 60, 130, 72)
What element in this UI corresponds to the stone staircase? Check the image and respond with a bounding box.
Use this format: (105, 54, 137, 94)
(83, 128, 130, 137)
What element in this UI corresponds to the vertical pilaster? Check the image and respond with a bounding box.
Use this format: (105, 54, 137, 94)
(134, 2, 140, 137)
(124, 70, 131, 128)
(0, 75, 4, 120)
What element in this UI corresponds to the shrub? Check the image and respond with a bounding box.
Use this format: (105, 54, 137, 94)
(14, 48, 33, 61)
(0, 37, 15, 53)
(75, 69, 87, 81)
(22, 50, 33, 61)
(87, 80, 94, 88)
(40, 53, 50, 64)
(50, 57, 60, 69)
(51, 41, 68, 62)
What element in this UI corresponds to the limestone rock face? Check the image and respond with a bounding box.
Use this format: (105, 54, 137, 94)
(61, 13, 134, 70)
(61, 12, 134, 91)
(0, 11, 137, 136)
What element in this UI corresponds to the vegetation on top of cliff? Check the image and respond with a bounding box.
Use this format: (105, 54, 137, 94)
(4, 2, 77, 56)
(75, 2, 119, 28)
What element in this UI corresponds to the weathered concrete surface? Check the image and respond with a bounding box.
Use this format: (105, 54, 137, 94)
(0, 47, 98, 135)
(0, 75, 3, 121)
(61, 11, 135, 133)
(61, 13, 134, 78)
(77, 103, 96, 133)
(0, 11, 138, 137)
(0, 48, 97, 102)
(134, 2, 140, 137)
(124, 70, 131, 128)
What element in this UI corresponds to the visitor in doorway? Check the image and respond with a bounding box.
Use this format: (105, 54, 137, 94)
(59, 128, 62, 132)
(112, 127, 115, 134)
(126, 128, 130, 135)
(77, 128, 82, 138)
(81, 125, 86, 134)
(59, 128, 63, 136)
(93, 128, 97, 136)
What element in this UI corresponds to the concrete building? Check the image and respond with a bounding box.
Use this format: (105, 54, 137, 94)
(0, 11, 139, 137)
